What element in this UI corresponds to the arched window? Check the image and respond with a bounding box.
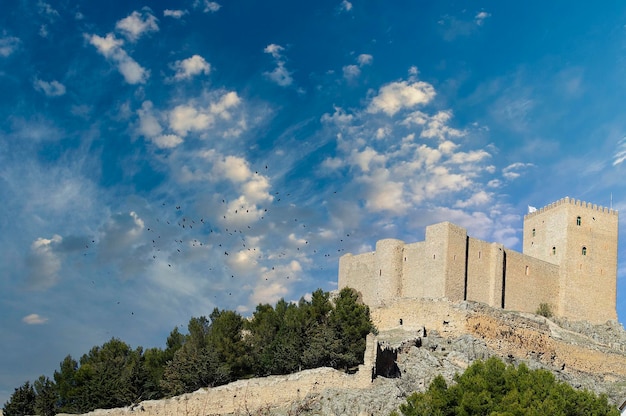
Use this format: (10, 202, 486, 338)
(552, 246, 556, 255)
(532, 228, 536, 237)
(582, 246, 587, 256)
(576, 216, 581, 226)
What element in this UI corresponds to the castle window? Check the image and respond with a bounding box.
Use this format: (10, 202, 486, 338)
(576, 216, 581, 226)
(478, 251, 481, 259)
(582, 246, 587, 256)
(525, 265, 529, 276)
(552, 246, 556, 255)
(433, 254, 436, 259)
(532, 228, 536, 237)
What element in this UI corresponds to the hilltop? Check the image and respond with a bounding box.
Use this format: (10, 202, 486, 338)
(62, 298, 626, 416)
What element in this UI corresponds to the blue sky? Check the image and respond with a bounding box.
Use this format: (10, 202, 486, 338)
(2, 0, 626, 404)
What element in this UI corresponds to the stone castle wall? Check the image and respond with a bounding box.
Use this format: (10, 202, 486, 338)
(338, 198, 618, 325)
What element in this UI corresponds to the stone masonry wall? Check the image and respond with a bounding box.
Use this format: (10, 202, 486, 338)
(338, 198, 618, 326)
(503, 249, 560, 314)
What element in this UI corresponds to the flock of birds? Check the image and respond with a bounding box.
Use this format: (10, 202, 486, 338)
(79, 176, 358, 317)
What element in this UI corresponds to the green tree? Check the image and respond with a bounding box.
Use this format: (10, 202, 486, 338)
(329, 287, 377, 369)
(53, 355, 80, 413)
(34, 375, 58, 416)
(392, 357, 619, 416)
(207, 308, 249, 379)
(73, 338, 147, 412)
(245, 303, 280, 375)
(2, 381, 36, 416)
(161, 316, 225, 396)
(142, 326, 185, 399)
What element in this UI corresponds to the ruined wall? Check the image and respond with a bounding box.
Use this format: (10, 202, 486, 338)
(503, 250, 560, 314)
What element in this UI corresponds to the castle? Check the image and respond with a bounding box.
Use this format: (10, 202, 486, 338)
(338, 197, 619, 324)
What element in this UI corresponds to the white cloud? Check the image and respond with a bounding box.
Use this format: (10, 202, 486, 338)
(87, 33, 150, 84)
(137, 101, 163, 137)
(214, 155, 252, 183)
(404, 110, 465, 141)
(172, 55, 211, 80)
(265, 62, 293, 87)
(37, 1, 59, 18)
(164, 9, 188, 19)
(475, 11, 491, 26)
(264, 44, 284, 59)
(33, 79, 66, 97)
(39, 25, 49, 38)
(368, 80, 436, 116)
(153, 134, 183, 149)
(321, 106, 354, 125)
(251, 260, 301, 305)
(455, 190, 492, 208)
(351, 147, 386, 172)
(359, 168, 408, 213)
(115, 10, 159, 42)
(22, 314, 48, 325)
(169, 104, 214, 136)
(203, 1, 222, 13)
(357, 54, 373, 66)
(210, 91, 241, 118)
(343, 64, 361, 81)
(0, 35, 20, 57)
(502, 162, 535, 179)
(26, 235, 63, 290)
(263, 44, 293, 87)
(340, 0, 353, 12)
(613, 136, 626, 166)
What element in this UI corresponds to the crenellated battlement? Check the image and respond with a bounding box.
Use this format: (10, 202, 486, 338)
(339, 197, 619, 325)
(524, 196, 618, 220)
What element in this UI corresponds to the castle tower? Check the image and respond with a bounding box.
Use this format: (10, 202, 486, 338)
(523, 197, 618, 323)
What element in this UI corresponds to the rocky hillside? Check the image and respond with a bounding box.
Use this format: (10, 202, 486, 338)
(65, 300, 626, 416)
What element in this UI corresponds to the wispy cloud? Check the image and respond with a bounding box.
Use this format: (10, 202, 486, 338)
(33, 78, 66, 97)
(502, 162, 535, 180)
(26, 235, 63, 290)
(0, 35, 20, 57)
(475, 11, 491, 26)
(196, 1, 221, 13)
(164, 9, 188, 19)
(340, 0, 353, 12)
(22, 314, 49, 325)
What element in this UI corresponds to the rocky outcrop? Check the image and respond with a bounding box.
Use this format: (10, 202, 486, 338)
(65, 300, 626, 416)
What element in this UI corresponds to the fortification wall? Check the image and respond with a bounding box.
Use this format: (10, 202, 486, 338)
(401, 241, 437, 299)
(465, 239, 503, 308)
(369, 298, 468, 335)
(375, 239, 404, 303)
(503, 250, 560, 314)
(339, 196, 618, 324)
(439, 222, 468, 302)
(338, 252, 376, 305)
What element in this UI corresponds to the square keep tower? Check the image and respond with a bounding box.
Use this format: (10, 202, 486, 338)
(523, 197, 618, 322)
